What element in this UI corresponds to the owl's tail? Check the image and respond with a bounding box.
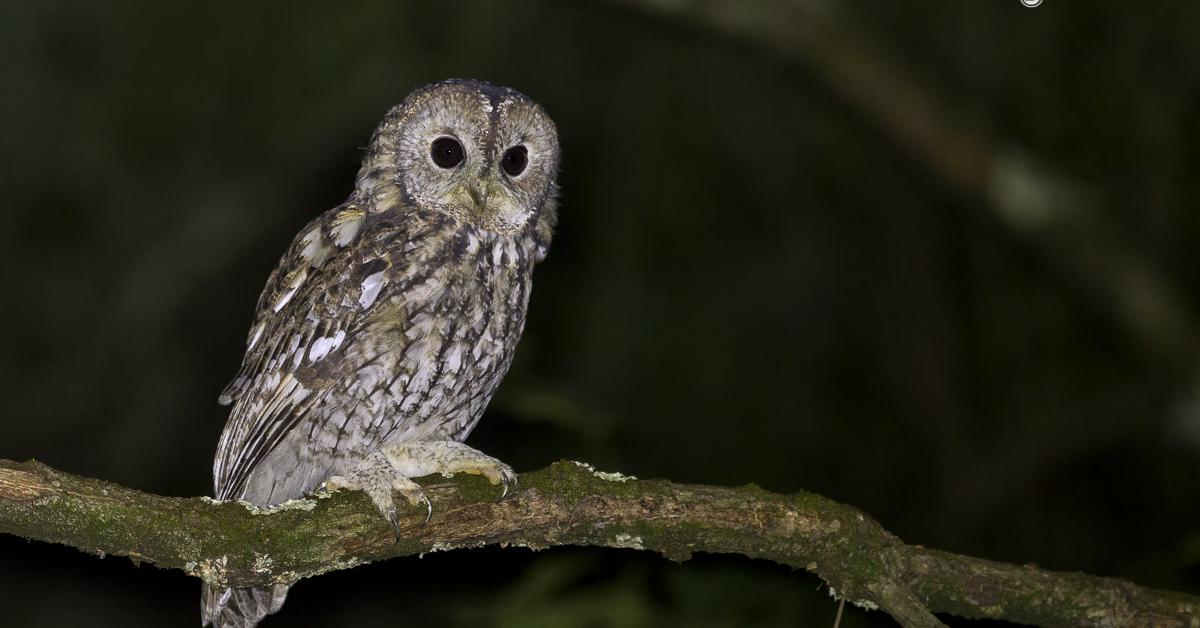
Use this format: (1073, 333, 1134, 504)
(201, 582, 290, 628)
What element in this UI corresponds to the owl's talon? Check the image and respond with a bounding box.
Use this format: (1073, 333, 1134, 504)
(383, 508, 401, 537)
(383, 492, 430, 538)
(498, 468, 518, 502)
(400, 489, 433, 527)
(392, 483, 433, 530)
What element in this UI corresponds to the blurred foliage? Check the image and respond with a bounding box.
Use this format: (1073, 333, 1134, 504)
(0, 0, 1198, 626)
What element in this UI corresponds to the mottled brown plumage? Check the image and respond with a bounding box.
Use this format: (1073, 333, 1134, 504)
(203, 80, 559, 628)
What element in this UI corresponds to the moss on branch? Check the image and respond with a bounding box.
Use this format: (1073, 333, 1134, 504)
(0, 458, 1195, 627)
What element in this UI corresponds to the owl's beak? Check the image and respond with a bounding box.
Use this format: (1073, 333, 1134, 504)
(465, 182, 488, 213)
(457, 177, 525, 231)
(462, 177, 507, 217)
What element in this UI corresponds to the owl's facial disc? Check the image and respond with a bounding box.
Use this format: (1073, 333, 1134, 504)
(381, 80, 559, 234)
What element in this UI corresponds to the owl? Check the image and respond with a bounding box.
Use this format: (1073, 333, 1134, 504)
(202, 79, 560, 628)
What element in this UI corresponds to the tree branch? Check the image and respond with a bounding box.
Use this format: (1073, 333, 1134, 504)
(2, 458, 1200, 624)
(607, 0, 1199, 362)
(0, 458, 1195, 627)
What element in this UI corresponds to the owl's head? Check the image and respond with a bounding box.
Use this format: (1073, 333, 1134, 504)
(357, 79, 559, 234)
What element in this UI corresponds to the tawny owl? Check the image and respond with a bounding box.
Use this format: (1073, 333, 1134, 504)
(202, 79, 559, 628)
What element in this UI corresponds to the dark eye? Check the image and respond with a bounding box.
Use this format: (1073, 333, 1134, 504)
(430, 137, 464, 168)
(501, 145, 528, 177)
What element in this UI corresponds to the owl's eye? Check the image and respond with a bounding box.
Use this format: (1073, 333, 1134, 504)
(430, 137, 465, 168)
(501, 145, 528, 177)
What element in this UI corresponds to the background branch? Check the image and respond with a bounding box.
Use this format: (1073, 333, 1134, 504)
(608, 0, 1199, 361)
(1, 458, 1195, 627)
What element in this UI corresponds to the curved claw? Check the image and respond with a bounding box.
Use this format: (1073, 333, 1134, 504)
(420, 493, 433, 527)
(389, 492, 432, 538)
(389, 513, 404, 539)
(498, 469, 518, 502)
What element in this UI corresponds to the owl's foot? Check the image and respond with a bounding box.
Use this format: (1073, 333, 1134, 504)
(326, 451, 432, 536)
(380, 440, 517, 501)
(324, 441, 516, 538)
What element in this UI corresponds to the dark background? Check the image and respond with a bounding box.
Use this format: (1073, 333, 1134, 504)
(2, 1, 1198, 626)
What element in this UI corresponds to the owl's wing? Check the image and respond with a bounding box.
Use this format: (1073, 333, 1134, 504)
(213, 204, 381, 500)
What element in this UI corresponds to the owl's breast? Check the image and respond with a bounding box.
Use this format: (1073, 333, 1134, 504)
(324, 225, 537, 447)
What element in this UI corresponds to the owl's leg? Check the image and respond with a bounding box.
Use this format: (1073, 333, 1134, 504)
(325, 451, 433, 535)
(380, 440, 517, 499)
(324, 442, 515, 537)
